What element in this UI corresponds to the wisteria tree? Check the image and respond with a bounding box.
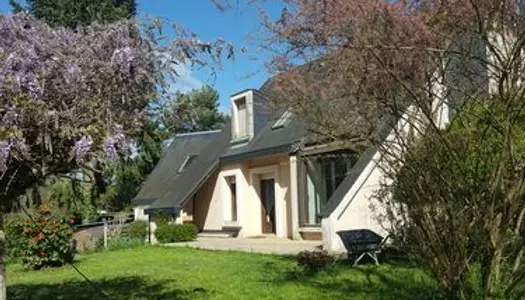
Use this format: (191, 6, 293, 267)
(257, 0, 525, 298)
(0, 12, 232, 297)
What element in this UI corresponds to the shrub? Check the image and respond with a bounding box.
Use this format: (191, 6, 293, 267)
(151, 212, 172, 226)
(4, 214, 25, 259)
(20, 205, 75, 270)
(93, 236, 144, 252)
(154, 223, 198, 243)
(125, 220, 148, 240)
(297, 250, 334, 272)
(107, 237, 144, 251)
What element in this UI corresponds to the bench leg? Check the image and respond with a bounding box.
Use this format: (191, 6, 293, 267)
(353, 251, 380, 266)
(367, 252, 379, 265)
(353, 252, 367, 266)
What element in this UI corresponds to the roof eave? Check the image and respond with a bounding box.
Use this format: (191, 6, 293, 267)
(132, 197, 157, 206)
(219, 143, 294, 164)
(144, 206, 182, 215)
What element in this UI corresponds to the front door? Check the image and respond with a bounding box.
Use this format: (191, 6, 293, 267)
(260, 179, 276, 234)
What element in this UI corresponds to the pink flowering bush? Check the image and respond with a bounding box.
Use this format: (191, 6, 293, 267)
(20, 205, 75, 269)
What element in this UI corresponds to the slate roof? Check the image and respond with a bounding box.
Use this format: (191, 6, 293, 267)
(135, 113, 306, 211)
(133, 128, 229, 207)
(220, 114, 306, 163)
(134, 78, 310, 211)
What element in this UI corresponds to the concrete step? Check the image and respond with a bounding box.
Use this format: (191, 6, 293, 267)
(198, 231, 234, 238)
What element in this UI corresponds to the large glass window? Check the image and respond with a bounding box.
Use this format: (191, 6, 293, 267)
(300, 154, 356, 226)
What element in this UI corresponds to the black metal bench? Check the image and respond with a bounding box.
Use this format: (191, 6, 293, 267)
(336, 229, 388, 266)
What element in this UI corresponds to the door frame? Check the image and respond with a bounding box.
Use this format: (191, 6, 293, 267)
(260, 178, 276, 234)
(249, 165, 284, 237)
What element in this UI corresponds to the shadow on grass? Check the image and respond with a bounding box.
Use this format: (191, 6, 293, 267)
(8, 276, 210, 300)
(261, 257, 448, 300)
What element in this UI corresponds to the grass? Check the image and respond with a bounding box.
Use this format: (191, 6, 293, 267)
(7, 246, 445, 300)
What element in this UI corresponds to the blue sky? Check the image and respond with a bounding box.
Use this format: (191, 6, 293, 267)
(0, 0, 286, 112)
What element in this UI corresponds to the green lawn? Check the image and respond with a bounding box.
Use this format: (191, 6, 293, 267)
(7, 246, 444, 300)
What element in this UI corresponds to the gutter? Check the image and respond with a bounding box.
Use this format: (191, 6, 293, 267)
(219, 143, 293, 164)
(132, 197, 157, 206)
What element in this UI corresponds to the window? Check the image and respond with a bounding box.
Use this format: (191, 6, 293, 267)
(299, 154, 356, 226)
(178, 155, 197, 173)
(234, 97, 249, 139)
(272, 109, 293, 130)
(226, 176, 237, 221)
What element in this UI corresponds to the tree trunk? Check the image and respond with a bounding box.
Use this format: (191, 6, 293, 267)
(0, 213, 6, 300)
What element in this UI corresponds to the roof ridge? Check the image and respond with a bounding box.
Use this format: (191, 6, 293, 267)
(175, 130, 222, 138)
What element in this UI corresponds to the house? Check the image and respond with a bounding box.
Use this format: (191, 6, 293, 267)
(133, 67, 402, 253)
(133, 31, 500, 252)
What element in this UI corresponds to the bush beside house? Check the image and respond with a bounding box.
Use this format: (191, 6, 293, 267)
(154, 223, 198, 243)
(125, 220, 148, 240)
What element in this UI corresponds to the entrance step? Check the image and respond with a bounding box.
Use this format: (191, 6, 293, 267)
(198, 231, 235, 238)
(247, 234, 278, 239)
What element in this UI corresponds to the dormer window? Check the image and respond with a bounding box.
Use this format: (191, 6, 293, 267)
(235, 97, 248, 138)
(231, 90, 255, 142)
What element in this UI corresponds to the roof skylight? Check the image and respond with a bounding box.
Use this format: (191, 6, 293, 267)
(272, 109, 293, 130)
(178, 154, 197, 173)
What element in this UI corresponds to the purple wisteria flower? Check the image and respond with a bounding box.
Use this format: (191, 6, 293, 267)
(13, 139, 29, 158)
(0, 140, 11, 173)
(113, 123, 127, 152)
(103, 136, 118, 159)
(72, 136, 93, 163)
(65, 63, 82, 84)
(102, 123, 128, 160)
(19, 73, 42, 98)
(5, 52, 24, 71)
(2, 106, 18, 125)
(111, 47, 135, 72)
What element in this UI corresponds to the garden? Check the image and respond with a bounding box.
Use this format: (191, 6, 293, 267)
(4, 207, 443, 299)
(7, 246, 443, 300)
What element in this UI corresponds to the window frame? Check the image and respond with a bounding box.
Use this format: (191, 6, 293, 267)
(298, 151, 357, 227)
(233, 96, 249, 140)
(272, 109, 293, 130)
(228, 177, 238, 222)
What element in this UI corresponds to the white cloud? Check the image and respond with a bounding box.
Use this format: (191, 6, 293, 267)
(154, 51, 203, 94)
(171, 62, 203, 93)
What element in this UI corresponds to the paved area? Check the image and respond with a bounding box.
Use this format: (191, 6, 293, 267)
(165, 237, 322, 255)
